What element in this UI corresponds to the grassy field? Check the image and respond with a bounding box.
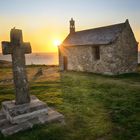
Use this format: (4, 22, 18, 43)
(0, 65, 140, 140)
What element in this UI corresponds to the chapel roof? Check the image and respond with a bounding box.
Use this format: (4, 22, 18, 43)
(62, 20, 129, 46)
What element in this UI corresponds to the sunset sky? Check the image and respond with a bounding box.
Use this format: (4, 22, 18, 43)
(0, 0, 140, 53)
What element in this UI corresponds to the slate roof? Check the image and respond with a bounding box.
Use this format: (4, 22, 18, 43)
(62, 21, 128, 46)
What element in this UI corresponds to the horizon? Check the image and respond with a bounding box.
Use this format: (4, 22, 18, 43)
(0, 0, 140, 53)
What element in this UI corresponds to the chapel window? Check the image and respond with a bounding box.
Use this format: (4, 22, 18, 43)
(95, 46, 100, 60)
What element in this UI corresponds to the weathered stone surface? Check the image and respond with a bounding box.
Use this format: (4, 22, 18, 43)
(0, 106, 64, 136)
(1, 28, 32, 105)
(39, 107, 64, 124)
(2, 96, 48, 124)
(0, 111, 10, 131)
(0, 111, 5, 119)
(1, 122, 33, 136)
(2, 96, 45, 116)
(0, 118, 8, 127)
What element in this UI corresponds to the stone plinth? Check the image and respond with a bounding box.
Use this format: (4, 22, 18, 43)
(2, 96, 48, 124)
(0, 96, 64, 136)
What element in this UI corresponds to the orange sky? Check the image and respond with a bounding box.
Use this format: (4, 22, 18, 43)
(0, 17, 139, 53)
(0, 0, 140, 53)
(0, 18, 66, 53)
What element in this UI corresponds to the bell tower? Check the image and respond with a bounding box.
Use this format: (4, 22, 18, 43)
(69, 18, 75, 34)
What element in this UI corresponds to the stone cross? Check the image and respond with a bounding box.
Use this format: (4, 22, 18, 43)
(1, 28, 32, 105)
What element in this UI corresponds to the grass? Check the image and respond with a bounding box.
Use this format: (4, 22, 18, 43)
(0, 66, 140, 140)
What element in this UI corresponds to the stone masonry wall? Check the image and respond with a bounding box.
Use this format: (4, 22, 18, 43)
(111, 21, 138, 74)
(59, 44, 118, 74)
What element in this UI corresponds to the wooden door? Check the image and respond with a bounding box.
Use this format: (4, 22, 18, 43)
(63, 56, 68, 70)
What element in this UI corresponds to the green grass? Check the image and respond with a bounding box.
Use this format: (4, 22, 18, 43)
(0, 66, 140, 140)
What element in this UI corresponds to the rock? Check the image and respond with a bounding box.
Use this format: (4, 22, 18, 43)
(32, 68, 43, 81)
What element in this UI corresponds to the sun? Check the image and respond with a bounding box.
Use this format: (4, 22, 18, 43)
(53, 39, 61, 46)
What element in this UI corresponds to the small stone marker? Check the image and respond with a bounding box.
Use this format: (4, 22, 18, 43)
(0, 28, 64, 136)
(2, 28, 31, 104)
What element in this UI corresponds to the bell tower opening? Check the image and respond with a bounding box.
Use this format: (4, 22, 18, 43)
(69, 18, 75, 34)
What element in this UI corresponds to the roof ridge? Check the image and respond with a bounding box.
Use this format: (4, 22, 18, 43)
(74, 22, 125, 33)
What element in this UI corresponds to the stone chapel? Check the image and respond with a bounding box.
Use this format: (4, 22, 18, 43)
(59, 18, 138, 75)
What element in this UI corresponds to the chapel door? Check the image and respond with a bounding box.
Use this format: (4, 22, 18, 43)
(63, 56, 68, 70)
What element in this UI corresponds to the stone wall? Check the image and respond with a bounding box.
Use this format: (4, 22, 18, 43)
(63, 46, 93, 72)
(111, 21, 138, 74)
(59, 44, 117, 74)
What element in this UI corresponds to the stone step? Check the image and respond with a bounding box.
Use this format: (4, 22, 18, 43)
(0, 111, 5, 120)
(39, 107, 64, 124)
(1, 122, 33, 136)
(0, 121, 11, 131)
(28, 117, 42, 125)
(0, 118, 10, 131)
(0, 111, 7, 126)
(0, 118, 8, 125)
(2, 99, 47, 117)
(11, 108, 48, 124)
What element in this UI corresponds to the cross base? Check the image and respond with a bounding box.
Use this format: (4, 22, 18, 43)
(0, 96, 64, 136)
